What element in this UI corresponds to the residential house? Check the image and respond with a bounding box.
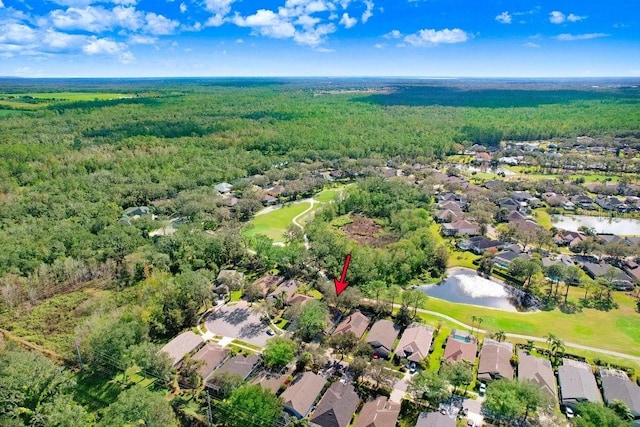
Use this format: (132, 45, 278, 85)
(436, 200, 464, 212)
(332, 311, 371, 338)
(484, 180, 505, 191)
(261, 194, 278, 206)
(220, 195, 238, 208)
(310, 382, 360, 427)
(267, 185, 285, 197)
(493, 250, 530, 269)
(554, 231, 585, 247)
(542, 255, 575, 269)
(281, 372, 327, 419)
(581, 262, 634, 290)
(511, 191, 536, 203)
(216, 269, 245, 290)
(415, 411, 456, 427)
(622, 260, 640, 283)
(266, 279, 301, 304)
(366, 320, 401, 358)
(288, 293, 315, 306)
(507, 210, 528, 223)
(599, 369, 640, 423)
(434, 209, 461, 223)
(160, 331, 203, 367)
(571, 195, 596, 210)
(443, 331, 477, 364)
(119, 206, 154, 225)
(477, 339, 514, 381)
(498, 198, 520, 212)
(395, 323, 434, 363)
(543, 192, 569, 208)
(251, 366, 295, 394)
(475, 152, 492, 165)
(441, 220, 480, 237)
(518, 351, 557, 401)
(212, 354, 260, 381)
(467, 236, 502, 255)
(354, 396, 400, 427)
(192, 343, 229, 380)
(214, 182, 233, 194)
(558, 359, 603, 410)
(252, 274, 285, 298)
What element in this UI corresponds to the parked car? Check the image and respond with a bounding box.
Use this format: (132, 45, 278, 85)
(408, 361, 417, 374)
(563, 406, 574, 419)
(266, 329, 275, 336)
(479, 383, 487, 396)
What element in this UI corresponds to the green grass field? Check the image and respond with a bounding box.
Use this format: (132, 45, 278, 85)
(314, 188, 340, 202)
(244, 202, 311, 241)
(420, 295, 640, 358)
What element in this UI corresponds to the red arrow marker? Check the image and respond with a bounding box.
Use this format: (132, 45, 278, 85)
(334, 254, 352, 296)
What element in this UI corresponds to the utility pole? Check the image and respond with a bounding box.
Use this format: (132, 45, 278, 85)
(74, 339, 83, 370)
(205, 389, 213, 426)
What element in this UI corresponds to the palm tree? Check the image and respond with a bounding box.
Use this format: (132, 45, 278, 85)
(476, 317, 484, 336)
(492, 330, 506, 342)
(544, 333, 557, 352)
(550, 337, 565, 357)
(471, 315, 478, 336)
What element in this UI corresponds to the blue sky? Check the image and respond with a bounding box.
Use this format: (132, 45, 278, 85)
(0, 0, 638, 77)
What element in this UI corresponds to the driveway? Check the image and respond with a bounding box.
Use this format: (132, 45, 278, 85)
(204, 301, 272, 348)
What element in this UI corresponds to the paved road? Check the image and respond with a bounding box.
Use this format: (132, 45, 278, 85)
(365, 299, 640, 363)
(204, 301, 272, 348)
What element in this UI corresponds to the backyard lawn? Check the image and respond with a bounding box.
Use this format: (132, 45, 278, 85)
(244, 202, 311, 241)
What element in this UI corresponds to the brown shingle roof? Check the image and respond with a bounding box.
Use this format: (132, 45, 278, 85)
(333, 311, 371, 338)
(250, 366, 294, 394)
(354, 396, 400, 427)
(281, 372, 327, 418)
(517, 351, 557, 401)
(267, 279, 300, 303)
(443, 333, 477, 364)
(415, 411, 456, 427)
(395, 323, 434, 363)
(477, 339, 514, 381)
(192, 343, 229, 379)
(310, 382, 360, 427)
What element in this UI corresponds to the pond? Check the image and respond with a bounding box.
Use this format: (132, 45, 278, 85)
(551, 214, 640, 236)
(418, 269, 537, 312)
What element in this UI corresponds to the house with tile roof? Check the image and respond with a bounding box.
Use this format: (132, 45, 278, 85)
(477, 339, 514, 381)
(443, 331, 477, 364)
(332, 311, 371, 338)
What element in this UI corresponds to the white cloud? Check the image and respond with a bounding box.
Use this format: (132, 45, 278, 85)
(294, 22, 335, 46)
(339, 12, 356, 28)
(0, 1, 4, 8)
(204, 0, 236, 14)
(555, 33, 608, 41)
(567, 13, 586, 22)
(0, 23, 38, 44)
(361, 0, 373, 23)
(315, 46, 335, 52)
(523, 42, 539, 48)
(129, 34, 157, 44)
(374, 42, 385, 48)
(235, 38, 244, 43)
(83, 36, 134, 63)
(50, 6, 115, 32)
(549, 11, 565, 24)
(180, 2, 187, 13)
(495, 11, 511, 24)
(42, 29, 85, 50)
(233, 9, 296, 39)
(384, 29, 402, 39)
(145, 12, 178, 35)
(112, 6, 143, 31)
(404, 28, 469, 47)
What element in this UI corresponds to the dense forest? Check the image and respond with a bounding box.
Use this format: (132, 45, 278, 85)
(1, 78, 639, 424)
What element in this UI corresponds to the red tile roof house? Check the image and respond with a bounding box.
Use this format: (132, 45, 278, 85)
(365, 319, 401, 359)
(395, 323, 434, 363)
(281, 371, 327, 419)
(332, 311, 371, 339)
(477, 339, 514, 381)
(310, 382, 360, 427)
(443, 330, 477, 364)
(353, 396, 400, 427)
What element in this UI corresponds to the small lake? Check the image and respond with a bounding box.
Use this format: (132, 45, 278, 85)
(551, 215, 640, 236)
(418, 269, 535, 312)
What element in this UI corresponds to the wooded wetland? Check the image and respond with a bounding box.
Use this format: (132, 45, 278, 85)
(1, 78, 640, 426)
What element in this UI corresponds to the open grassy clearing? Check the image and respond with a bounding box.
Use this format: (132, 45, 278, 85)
(244, 202, 311, 241)
(419, 294, 640, 357)
(314, 188, 340, 202)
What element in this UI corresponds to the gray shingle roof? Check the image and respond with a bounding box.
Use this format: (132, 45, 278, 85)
(365, 320, 400, 356)
(310, 382, 360, 427)
(415, 411, 456, 427)
(558, 359, 602, 407)
(600, 369, 640, 417)
(214, 353, 260, 380)
(160, 331, 203, 366)
(281, 372, 327, 418)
